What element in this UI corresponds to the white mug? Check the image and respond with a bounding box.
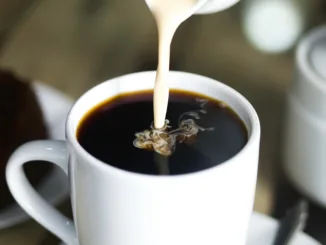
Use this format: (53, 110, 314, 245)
(6, 71, 260, 245)
(283, 25, 326, 207)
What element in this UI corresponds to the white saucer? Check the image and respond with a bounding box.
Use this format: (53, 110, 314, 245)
(0, 82, 73, 229)
(248, 212, 320, 245)
(59, 212, 321, 245)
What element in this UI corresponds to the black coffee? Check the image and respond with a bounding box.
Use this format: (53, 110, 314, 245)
(77, 90, 248, 175)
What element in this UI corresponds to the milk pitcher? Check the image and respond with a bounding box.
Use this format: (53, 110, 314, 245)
(145, 0, 241, 15)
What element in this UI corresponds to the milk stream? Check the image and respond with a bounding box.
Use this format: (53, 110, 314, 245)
(132, 0, 214, 162)
(150, 0, 197, 129)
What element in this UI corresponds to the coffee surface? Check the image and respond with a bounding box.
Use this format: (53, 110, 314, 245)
(77, 90, 248, 175)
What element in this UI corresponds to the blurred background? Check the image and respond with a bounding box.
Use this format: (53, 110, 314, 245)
(1, 0, 326, 244)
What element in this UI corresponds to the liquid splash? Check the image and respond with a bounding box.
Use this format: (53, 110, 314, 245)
(133, 98, 215, 156)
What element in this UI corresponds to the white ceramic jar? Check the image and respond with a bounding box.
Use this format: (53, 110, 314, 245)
(283, 25, 326, 207)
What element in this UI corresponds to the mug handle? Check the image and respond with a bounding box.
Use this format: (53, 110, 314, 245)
(6, 140, 78, 245)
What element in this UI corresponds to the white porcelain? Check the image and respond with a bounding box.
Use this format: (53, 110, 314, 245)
(291, 25, 326, 118)
(283, 93, 326, 206)
(195, 0, 241, 14)
(6, 71, 260, 245)
(145, 0, 240, 16)
(247, 212, 320, 245)
(283, 25, 326, 207)
(59, 212, 321, 245)
(0, 83, 72, 229)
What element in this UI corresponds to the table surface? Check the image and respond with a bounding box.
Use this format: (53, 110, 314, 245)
(0, 0, 325, 244)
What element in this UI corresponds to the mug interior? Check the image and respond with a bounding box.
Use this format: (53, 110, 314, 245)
(67, 71, 259, 171)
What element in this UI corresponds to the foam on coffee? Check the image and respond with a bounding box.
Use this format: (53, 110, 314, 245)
(133, 98, 215, 156)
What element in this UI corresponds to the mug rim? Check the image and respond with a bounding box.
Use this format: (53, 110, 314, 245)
(297, 25, 326, 92)
(66, 71, 260, 180)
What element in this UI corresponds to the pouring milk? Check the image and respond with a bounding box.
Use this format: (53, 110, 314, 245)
(145, 0, 241, 129)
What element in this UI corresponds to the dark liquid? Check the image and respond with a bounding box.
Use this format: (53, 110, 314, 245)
(77, 90, 248, 175)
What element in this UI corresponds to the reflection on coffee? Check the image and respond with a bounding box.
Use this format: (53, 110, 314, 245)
(77, 89, 248, 175)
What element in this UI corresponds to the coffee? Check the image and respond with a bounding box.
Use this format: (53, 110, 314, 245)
(77, 89, 248, 175)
